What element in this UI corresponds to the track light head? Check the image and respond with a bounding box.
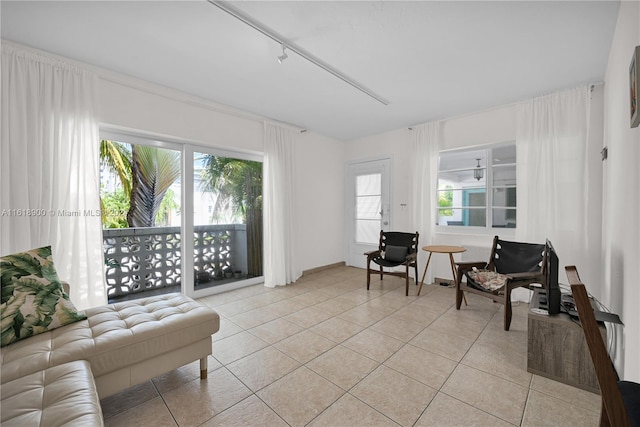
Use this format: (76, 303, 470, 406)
(277, 45, 288, 63)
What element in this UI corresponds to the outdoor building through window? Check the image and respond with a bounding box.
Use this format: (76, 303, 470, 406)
(437, 143, 516, 229)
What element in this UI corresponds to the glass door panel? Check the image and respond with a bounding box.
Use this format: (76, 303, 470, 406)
(192, 151, 262, 291)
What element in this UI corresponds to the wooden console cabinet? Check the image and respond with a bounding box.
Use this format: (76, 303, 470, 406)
(527, 289, 603, 394)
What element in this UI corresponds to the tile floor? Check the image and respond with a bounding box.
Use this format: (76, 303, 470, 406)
(101, 266, 601, 427)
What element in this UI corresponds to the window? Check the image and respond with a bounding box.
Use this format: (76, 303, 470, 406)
(99, 133, 263, 302)
(437, 143, 516, 229)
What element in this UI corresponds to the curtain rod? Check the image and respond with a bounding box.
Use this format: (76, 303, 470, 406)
(408, 82, 603, 130)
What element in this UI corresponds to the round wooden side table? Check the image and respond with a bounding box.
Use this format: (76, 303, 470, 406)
(418, 245, 467, 305)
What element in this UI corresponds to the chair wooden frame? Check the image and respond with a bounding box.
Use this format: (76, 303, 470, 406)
(365, 231, 419, 296)
(454, 235, 546, 331)
(566, 265, 636, 427)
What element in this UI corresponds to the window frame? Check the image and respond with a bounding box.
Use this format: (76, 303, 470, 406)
(436, 141, 516, 235)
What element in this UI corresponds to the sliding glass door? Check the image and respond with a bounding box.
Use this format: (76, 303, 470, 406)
(100, 131, 263, 301)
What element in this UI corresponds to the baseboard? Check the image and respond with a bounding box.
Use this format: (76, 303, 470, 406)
(303, 262, 346, 276)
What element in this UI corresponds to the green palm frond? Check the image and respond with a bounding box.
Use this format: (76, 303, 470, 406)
(127, 145, 181, 227)
(100, 140, 132, 197)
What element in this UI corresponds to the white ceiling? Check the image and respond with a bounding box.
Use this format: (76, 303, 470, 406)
(1, 1, 620, 141)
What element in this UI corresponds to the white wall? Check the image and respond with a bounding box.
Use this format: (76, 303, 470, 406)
(602, 0, 640, 382)
(97, 72, 345, 277)
(344, 100, 605, 282)
(295, 132, 345, 271)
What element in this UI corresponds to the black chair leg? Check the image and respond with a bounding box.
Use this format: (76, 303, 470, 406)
(405, 265, 410, 296)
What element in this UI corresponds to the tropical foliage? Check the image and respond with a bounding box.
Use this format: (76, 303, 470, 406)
(99, 140, 181, 228)
(438, 186, 454, 217)
(127, 145, 181, 227)
(200, 156, 263, 277)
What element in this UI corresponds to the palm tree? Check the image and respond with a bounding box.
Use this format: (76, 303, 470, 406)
(200, 156, 263, 277)
(99, 140, 181, 228)
(127, 145, 181, 227)
(100, 140, 132, 196)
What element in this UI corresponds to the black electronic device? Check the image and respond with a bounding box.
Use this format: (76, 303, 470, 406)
(538, 240, 561, 315)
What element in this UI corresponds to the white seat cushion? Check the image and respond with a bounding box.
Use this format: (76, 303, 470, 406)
(0, 360, 103, 427)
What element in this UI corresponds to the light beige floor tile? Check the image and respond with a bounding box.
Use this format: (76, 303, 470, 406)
(213, 298, 262, 317)
(227, 305, 281, 329)
(351, 365, 437, 426)
(256, 366, 344, 427)
(289, 289, 333, 306)
(342, 328, 405, 362)
(309, 316, 365, 343)
(314, 284, 354, 298)
(461, 342, 531, 387)
(428, 311, 487, 342)
(441, 364, 528, 425)
(369, 315, 426, 342)
(416, 392, 514, 427)
(312, 296, 359, 316)
(410, 326, 475, 362)
(104, 396, 177, 427)
(522, 389, 599, 427)
(197, 292, 240, 307)
(200, 395, 288, 427)
(162, 367, 252, 427)
(384, 344, 458, 389)
(226, 346, 300, 392)
(308, 393, 400, 427)
(339, 289, 372, 307)
(284, 305, 334, 328)
(213, 330, 269, 365)
(370, 293, 416, 311)
(247, 317, 304, 344)
(476, 318, 529, 355)
(530, 375, 601, 413)
(152, 360, 201, 394)
(273, 329, 336, 363)
(244, 290, 290, 307)
(391, 304, 442, 326)
(212, 317, 244, 341)
(100, 381, 158, 419)
(307, 345, 379, 390)
(338, 305, 390, 328)
(265, 298, 308, 317)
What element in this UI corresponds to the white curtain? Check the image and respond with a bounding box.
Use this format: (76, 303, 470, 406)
(1, 43, 106, 309)
(263, 122, 301, 287)
(411, 122, 440, 284)
(516, 85, 596, 289)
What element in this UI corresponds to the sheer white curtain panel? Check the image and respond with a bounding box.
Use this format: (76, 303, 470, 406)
(263, 122, 301, 287)
(515, 85, 596, 291)
(1, 44, 106, 309)
(411, 122, 440, 284)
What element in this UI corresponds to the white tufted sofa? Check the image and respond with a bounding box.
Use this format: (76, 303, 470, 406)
(0, 292, 220, 426)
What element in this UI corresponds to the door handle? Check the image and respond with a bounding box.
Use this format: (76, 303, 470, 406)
(383, 221, 389, 225)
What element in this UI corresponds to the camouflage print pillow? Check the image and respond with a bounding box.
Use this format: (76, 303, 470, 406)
(0, 246, 87, 347)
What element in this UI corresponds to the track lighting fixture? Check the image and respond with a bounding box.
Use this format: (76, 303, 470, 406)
(207, 0, 389, 105)
(277, 45, 288, 64)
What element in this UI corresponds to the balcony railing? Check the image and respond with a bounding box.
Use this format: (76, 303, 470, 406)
(103, 224, 247, 300)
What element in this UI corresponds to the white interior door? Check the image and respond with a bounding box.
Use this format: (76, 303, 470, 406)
(346, 158, 391, 268)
